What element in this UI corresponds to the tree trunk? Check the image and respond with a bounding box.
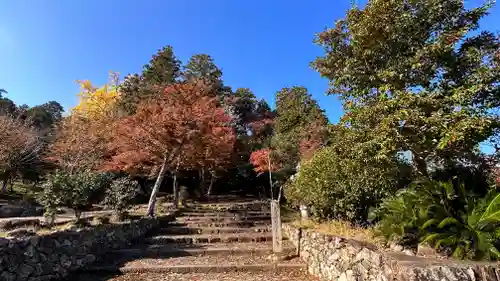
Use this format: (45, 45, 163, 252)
(173, 156, 180, 209)
(267, 152, 273, 200)
(147, 155, 169, 217)
(9, 178, 14, 193)
(199, 168, 206, 200)
(1, 178, 7, 194)
(137, 178, 149, 196)
(207, 173, 214, 196)
(74, 209, 82, 220)
(173, 175, 179, 209)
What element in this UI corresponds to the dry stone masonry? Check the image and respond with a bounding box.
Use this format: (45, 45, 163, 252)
(283, 224, 500, 281)
(0, 217, 163, 281)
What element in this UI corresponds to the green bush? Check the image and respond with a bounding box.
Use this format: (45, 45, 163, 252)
(102, 176, 138, 217)
(38, 170, 109, 219)
(372, 180, 500, 260)
(285, 146, 403, 222)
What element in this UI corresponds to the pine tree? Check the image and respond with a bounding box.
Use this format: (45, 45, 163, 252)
(118, 46, 182, 114)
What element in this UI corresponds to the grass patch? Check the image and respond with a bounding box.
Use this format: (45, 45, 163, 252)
(0, 181, 41, 203)
(291, 219, 384, 247)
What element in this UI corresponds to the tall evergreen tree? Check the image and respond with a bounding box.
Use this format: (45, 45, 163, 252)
(142, 46, 182, 85)
(272, 86, 328, 170)
(182, 54, 233, 100)
(118, 45, 182, 114)
(183, 54, 223, 85)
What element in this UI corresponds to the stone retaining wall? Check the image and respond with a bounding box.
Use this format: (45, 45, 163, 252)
(283, 223, 500, 281)
(0, 216, 169, 281)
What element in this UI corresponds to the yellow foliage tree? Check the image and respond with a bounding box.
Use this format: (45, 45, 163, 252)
(71, 72, 121, 120)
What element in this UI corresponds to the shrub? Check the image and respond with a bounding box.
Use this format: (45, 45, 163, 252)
(38, 170, 108, 220)
(87, 172, 113, 204)
(372, 180, 500, 260)
(92, 215, 110, 225)
(286, 146, 403, 223)
(102, 176, 138, 218)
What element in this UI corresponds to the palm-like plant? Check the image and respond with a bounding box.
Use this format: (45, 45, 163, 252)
(421, 188, 500, 260)
(372, 180, 500, 260)
(370, 185, 434, 245)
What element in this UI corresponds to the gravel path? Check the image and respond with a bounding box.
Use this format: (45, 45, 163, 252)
(71, 271, 318, 281)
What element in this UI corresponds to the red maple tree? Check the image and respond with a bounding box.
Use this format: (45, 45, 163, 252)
(105, 80, 235, 216)
(249, 148, 280, 175)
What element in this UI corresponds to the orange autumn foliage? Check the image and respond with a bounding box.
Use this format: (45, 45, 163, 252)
(104, 80, 235, 176)
(46, 115, 112, 172)
(249, 148, 279, 175)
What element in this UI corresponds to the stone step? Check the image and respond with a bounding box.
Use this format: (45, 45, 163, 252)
(176, 215, 271, 223)
(84, 255, 306, 274)
(159, 226, 271, 235)
(181, 209, 270, 215)
(109, 241, 296, 257)
(145, 232, 286, 244)
(168, 220, 271, 228)
(170, 219, 271, 228)
(72, 271, 316, 281)
(182, 203, 269, 212)
(179, 211, 271, 217)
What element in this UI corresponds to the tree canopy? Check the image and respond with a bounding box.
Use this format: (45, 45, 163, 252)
(271, 86, 328, 170)
(313, 0, 500, 177)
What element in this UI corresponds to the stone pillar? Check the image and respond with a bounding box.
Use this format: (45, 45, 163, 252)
(300, 205, 309, 221)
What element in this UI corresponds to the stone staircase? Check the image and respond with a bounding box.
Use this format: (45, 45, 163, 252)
(72, 201, 316, 280)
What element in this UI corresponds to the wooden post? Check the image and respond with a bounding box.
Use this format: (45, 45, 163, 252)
(271, 199, 282, 255)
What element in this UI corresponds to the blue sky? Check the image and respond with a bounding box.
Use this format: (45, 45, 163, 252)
(0, 0, 499, 125)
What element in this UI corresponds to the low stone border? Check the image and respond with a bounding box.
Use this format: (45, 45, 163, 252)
(0, 213, 176, 281)
(283, 223, 500, 281)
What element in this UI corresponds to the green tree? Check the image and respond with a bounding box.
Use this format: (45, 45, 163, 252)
(272, 86, 328, 170)
(0, 95, 16, 117)
(103, 176, 138, 219)
(118, 45, 182, 114)
(23, 102, 64, 132)
(313, 0, 500, 177)
(231, 88, 258, 136)
(142, 46, 182, 85)
(41, 101, 64, 122)
(183, 54, 223, 85)
(38, 170, 110, 220)
(286, 124, 409, 222)
(182, 53, 232, 101)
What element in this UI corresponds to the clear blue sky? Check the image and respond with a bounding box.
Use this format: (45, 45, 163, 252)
(0, 0, 499, 124)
